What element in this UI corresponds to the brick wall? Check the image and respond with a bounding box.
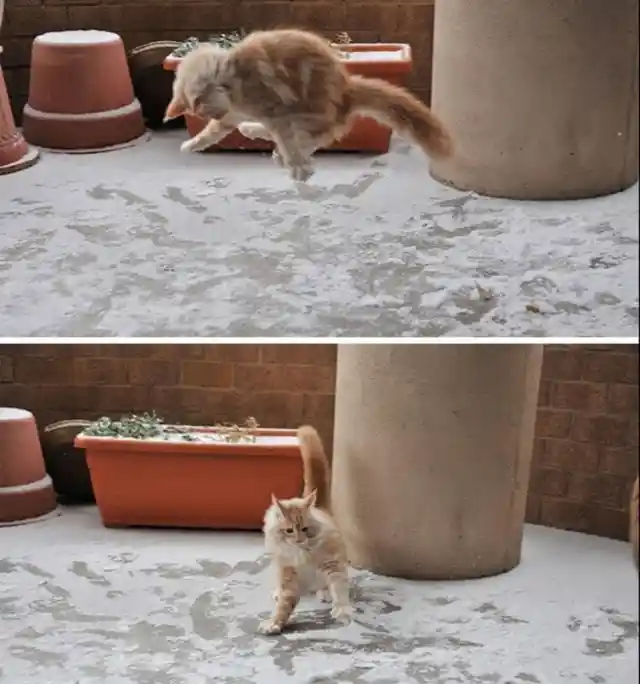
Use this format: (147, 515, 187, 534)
(0, 343, 637, 539)
(1, 0, 436, 121)
(528, 344, 638, 540)
(0, 343, 337, 455)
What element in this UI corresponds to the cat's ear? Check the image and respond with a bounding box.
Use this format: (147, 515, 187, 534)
(271, 494, 288, 517)
(303, 489, 317, 508)
(164, 96, 188, 122)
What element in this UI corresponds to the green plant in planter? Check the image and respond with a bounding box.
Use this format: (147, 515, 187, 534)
(169, 30, 247, 59)
(82, 412, 260, 444)
(168, 29, 355, 60)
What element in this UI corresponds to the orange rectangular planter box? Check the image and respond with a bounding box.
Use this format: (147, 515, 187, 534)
(162, 43, 412, 154)
(74, 427, 303, 530)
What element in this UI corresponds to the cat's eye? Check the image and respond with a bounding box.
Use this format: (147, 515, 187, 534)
(301, 527, 309, 533)
(285, 528, 294, 534)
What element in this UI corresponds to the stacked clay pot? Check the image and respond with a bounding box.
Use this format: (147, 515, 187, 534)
(22, 30, 146, 151)
(1, 0, 40, 174)
(0, 408, 58, 525)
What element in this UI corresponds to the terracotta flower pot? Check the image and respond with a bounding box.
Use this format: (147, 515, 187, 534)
(128, 41, 183, 130)
(74, 426, 303, 529)
(631, 476, 638, 570)
(40, 419, 94, 503)
(0, 408, 58, 526)
(0, 48, 39, 175)
(22, 30, 146, 152)
(163, 43, 412, 154)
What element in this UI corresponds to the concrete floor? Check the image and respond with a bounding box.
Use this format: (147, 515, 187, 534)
(0, 507, 637, 684)
(0, 130, 638, 337)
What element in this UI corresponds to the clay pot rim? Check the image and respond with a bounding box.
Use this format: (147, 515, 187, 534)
(163, 42, 412, 72)
(75, 426, 300, 455)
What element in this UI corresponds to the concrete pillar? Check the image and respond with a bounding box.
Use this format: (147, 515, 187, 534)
(331, 345, 542, 580)
(430, 0, 639, 200)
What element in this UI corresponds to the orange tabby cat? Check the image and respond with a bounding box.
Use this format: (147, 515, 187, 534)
(165, 28, 453, 182)
(260, 425, 352, 634)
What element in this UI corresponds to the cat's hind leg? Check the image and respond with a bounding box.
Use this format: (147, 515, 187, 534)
(320, 561, 353, 624)
(181, 118, 234, 153)
(268, 126, 315, 182)
(237, 122, 284, 168)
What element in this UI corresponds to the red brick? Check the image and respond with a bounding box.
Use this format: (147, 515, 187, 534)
(290, 2, 348, 30)
(540, 439, 599, 472)
(14, 356, 75, 384)
(4, 6, 69, 36)
(205, 390, 250, 424)
(537, 379, 552, 407)
(205, 345, 261, 363)
(149, 345, 206, 361)
(550, 381, 606, 412)
(74, 358, 128, 385)
(592, 508, 629, 540)
(241, 391, 304, 428)
(344, 3, 399, 31)
(287, 365, 335, 393)
(572, 414, 635, 447)
(525, 493, 541, 523)
(396, 2, 434, 36)
(599, 445, 638, 477)
(607, 383, 639, 415)
(234, 364, 283, 392)
(535, 409, 573, 439)
(302, 393, 335, 422)
(260, 344, 336, 366)
(582, 350, 638, 384)
(91, 386, 153, 415)
(181, 361, 234, 388)
(539, 498, 590, 532)
(240, 2, 293, 30)
(68, 5, 124, 31)
(37, 385, 96, 412)
(161, 2, 240, 30)
(150, 386, 209, 416)
(539, 468, 569, 497)
(541, 348, 584, 381)
(127, 359, 181, 386)
(0, 357, 14, 383)
(1, 38, 34, 68)
(0, 384, 39, 411)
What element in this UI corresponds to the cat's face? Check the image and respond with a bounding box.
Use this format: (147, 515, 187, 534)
(165, 46, 233, 121)
(272, 492, 318, 548)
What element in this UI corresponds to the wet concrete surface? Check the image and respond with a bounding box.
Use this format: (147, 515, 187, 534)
(0, 130, 638, 337)
(0, 506, 637, 683)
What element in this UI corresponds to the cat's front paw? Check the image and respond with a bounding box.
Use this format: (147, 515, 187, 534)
(271, 149, 284, 167)
(331, 604, 354, 624)
(316, 588, 331, 603)
(289, 162, 315, 183)
(258, 619, 284, 635)
(238, 122, 271, 141)
(180, 137, 209, 153)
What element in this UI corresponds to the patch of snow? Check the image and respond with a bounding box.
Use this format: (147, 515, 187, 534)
(85, 432, 300, 446)
(35, 30, 120, 46)
(343, 50, 405, 62)
(0, 407, 32, 421)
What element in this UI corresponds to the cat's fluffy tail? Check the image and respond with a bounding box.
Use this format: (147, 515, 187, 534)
(298, 425, 330, 511)
(346, 75, 453, 158)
